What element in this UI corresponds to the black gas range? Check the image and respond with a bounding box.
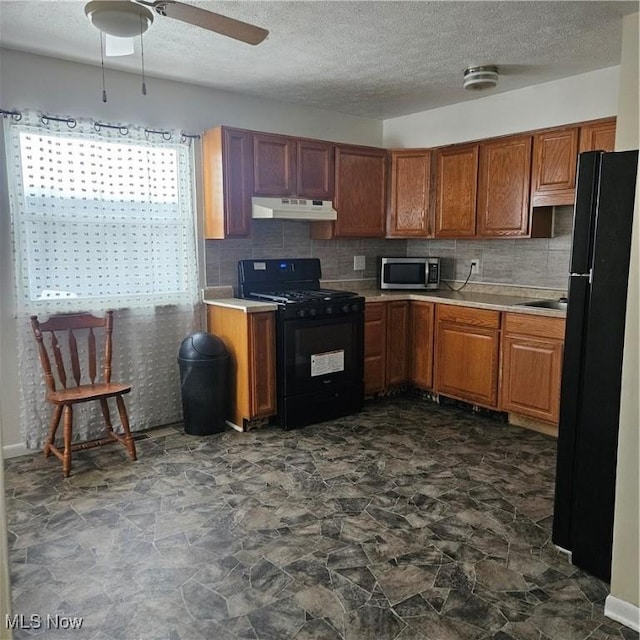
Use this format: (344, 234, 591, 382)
(238, 258, 364, 429)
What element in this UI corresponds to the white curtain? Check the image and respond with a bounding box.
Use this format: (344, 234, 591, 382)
(4, 111, 201, 448)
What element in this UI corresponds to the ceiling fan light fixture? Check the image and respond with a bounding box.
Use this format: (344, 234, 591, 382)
(85, 1, 153, 38)
(463, 65, 499, 91)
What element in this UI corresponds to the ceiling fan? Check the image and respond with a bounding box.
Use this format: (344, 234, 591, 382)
(85, 0, 269, 47)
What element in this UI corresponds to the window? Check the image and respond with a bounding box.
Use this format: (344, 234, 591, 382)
(4, 112, 201, 447)
(7, 116, 198, 313)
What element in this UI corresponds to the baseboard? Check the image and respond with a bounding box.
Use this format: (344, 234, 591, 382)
(605, 595, 640, 632)
(2, 443, 33, 459)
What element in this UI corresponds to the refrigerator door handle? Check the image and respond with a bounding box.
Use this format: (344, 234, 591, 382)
(570, 269, 593, 284)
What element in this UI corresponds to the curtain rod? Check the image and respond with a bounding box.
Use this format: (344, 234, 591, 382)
(0, 107, 200, 140)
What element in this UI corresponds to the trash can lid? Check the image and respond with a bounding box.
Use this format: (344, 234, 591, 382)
(178, 332, 228, 361)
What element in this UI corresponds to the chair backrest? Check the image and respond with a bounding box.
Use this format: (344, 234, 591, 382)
(30, 311, 114, 392)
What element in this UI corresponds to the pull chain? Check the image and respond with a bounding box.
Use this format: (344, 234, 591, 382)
(100, 31, 107, 103)
(140, 15, 147, 96)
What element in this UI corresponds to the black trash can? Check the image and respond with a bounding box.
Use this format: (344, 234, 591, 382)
(178, 332, 229, 435)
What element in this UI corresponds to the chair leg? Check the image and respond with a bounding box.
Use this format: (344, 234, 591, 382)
(99, 398, 114, 436)
(62, 404, 73, 478)
(115, 396, 137, 461)
(44, 405, 63, 458)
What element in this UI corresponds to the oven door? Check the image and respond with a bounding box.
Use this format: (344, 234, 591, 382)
(279, 313, 364, 397)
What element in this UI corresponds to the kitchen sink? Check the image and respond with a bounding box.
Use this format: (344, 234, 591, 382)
(517, 299, 568, 311)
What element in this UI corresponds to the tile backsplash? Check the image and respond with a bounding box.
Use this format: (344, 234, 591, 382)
(205, 206, 573, 293)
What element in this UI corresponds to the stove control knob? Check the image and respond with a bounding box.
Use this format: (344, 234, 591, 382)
(326, 306, 333, 314)
(297, 309, 306, 318)
(351, 303, 360, 312)
(341, 304, 350, 313)
(309, 308, 317, 316)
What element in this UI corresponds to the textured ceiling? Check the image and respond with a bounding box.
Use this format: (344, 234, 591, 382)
(1, 1, 638, 119)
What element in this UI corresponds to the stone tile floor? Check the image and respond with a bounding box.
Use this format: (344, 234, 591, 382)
(4, 397, 638, 640)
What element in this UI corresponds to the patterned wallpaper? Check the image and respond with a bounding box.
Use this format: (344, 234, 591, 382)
(205, 206, 574, 293)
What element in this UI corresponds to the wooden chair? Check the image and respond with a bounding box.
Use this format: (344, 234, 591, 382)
(30, 311, 137, 477)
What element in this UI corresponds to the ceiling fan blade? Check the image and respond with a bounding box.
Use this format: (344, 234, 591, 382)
(152, 1, 268, 45)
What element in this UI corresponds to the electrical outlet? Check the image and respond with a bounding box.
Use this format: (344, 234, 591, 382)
(470, 258, 480, 275)
(353, 255, 366, 271)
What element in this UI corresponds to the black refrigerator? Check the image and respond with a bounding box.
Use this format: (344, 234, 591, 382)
(552, 149, 638, 582)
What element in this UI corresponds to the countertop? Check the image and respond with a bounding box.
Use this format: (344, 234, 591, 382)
(203, 286, 567, 318)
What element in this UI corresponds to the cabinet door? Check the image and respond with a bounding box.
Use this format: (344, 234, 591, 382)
(435, 323, 500, 407)
(501, 334, 563, 424)
(386, 301, 410, 386)
(297, 139, 334, 199)
(248, 312, 277, 418)
(388, 150, 432, 237)
(434, 144, 478, 237)
(531, 127, 579, 207)
(579, 118, 616, 153)
(477, 135, 532, 237)
(253, 133, 296, 196)
(202, 127, 253, 239)
(410, 301, 434, 389)
(334, 145, 387, 237)
(364, 302, 386, 394)
(435, 306, 500, 408)
(208, 307, 276, 427)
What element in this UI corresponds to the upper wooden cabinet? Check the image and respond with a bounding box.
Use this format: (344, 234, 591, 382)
(333, 145, 387, 237)
(434, 144, 479, 238)
(388, 149, 432, 237)
(253, 133, 334, 199)
(253, 133, 296, 196)
(531, 126, 580, 207)
(296, 139, 335, 199)
(202, 127, 254, 239)
(531, 118, 617, 208)
(477, 135, 532, 237)
(579, 117, 616, 153)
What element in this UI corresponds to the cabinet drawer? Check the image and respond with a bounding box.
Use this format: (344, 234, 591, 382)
(437, 304, 500, 329)
(365, 301, 385, 322)
(504, 313, 566, 340)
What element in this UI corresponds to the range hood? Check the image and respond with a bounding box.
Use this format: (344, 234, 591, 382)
(252, 197, 337, 221)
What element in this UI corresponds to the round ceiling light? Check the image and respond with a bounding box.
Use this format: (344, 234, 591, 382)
(85, 1, 154, 38)
(463, 66, 499, 91)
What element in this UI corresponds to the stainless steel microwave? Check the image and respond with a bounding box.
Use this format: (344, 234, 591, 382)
(380, 257, 440, 290)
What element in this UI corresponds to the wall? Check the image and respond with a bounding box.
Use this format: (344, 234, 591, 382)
(383, 66, 620, 148)
(0, 49, 382, 145)
(205, 221, 405, 290)
(406, 206, 572, 290)
(609, 11, 640, 623)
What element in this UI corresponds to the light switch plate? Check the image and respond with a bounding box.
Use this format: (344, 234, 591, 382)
(353, 255, 366, 271)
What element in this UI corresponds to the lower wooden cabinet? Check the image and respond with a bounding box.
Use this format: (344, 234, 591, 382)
(360, 300, 567, 430)
(364, 300, 414, 393)
(207, 306, 276, 428)
(386, 301, 410, 386)
(364, 302, 386, 394)
(365, 300, 434, 394)
(410, 301, 434, 389)
(500, 313, 565, 425)
(434, 305, 501, 408)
